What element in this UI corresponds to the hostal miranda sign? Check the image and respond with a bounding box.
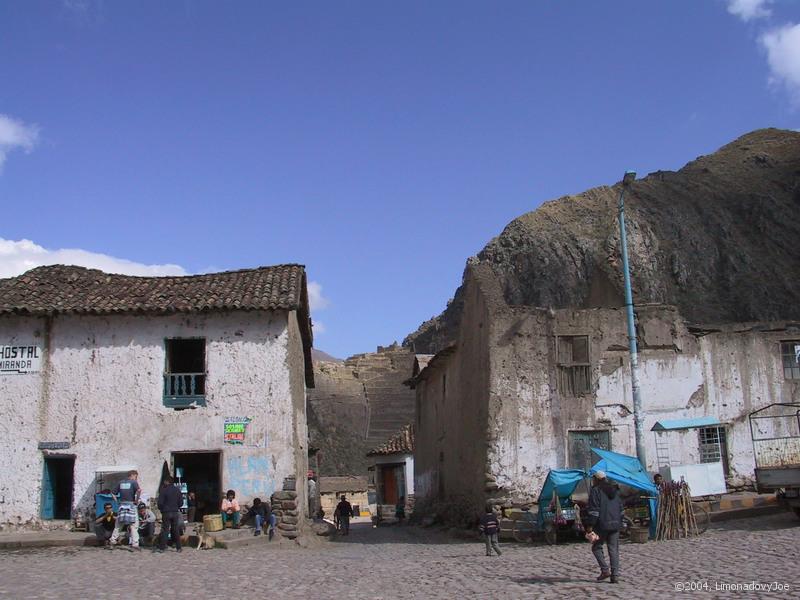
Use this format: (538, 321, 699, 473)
(0, 345, 42, 374)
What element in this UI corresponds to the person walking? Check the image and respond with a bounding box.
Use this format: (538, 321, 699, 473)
(335, 495, 354, 535)
(156, 476, 183, 553)
(585, 471, 624, 583)
(478, 505, 502, 556)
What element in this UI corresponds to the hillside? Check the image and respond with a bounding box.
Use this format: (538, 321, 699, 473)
(405, 128, 800, 353)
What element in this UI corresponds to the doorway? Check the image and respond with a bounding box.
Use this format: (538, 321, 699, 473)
(379, 464, 406, 505)
(172, 451, 221, 522)
(41, 456, 75, 520)
(568, 430, 611, 471)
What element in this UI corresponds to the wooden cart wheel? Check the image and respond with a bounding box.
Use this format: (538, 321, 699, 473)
(544, 522, 557, 545)
(512, 514, 537, 543)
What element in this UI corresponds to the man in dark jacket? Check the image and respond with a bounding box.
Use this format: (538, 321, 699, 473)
(585, 471, 624, 583)
(156, 476, 183, 553)
(335, 495, 354, 535)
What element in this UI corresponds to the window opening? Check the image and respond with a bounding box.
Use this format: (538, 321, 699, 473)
(557, 335, 591, 395)
(781, 341, 800, 380)
(164, 338, 206, 408)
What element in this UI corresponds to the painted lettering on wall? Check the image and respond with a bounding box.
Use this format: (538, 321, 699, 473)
(224, 417, 252, 445)
(225, 455, 275, 498)
(0, 345, 42, 374)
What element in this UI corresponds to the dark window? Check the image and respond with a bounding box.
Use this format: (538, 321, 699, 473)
(164, 338, 206, 408)
(781, 341, 800, 380)
(699, 426, 730, 475)
(557, 335, 591, 395)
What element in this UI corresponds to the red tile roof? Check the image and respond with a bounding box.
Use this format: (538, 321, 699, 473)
(367, 424, 414, 456)
(0, 264, 307, 315)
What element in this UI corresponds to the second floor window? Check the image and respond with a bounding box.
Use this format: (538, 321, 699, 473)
(164, 338, 206, 407)
(557, 335, 591, 396)
(781, 341, 800, 380)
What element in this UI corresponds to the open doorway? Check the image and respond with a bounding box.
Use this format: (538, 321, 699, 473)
(172, 451, 221, 522)
(41, 455, 75, 520)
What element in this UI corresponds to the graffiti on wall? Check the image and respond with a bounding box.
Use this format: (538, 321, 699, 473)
(225, 455, 275, 498)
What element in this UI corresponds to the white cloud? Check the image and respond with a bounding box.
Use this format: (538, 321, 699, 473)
(726, 0, 772, 21)
(312, 321, 326, 336)
(307, 280, 330, 311)
(761, 23, 800, 105)
(0, 238, 187, 279)
(0, 114, 40, 173)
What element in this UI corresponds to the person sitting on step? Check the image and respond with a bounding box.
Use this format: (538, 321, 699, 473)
(221, 489, 241, 529)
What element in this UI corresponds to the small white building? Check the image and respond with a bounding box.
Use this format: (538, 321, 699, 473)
(0, 264, 314, 530)
(367, 424, 415, 514)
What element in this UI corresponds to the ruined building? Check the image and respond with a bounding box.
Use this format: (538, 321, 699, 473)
(405, 128, 800, 516)
(0, 264, 313, 530)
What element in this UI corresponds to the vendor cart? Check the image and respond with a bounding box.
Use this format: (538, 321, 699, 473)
(537, 468, 589, 545)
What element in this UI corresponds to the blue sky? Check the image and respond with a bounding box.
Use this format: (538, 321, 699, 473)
(1, 1, 798, 358)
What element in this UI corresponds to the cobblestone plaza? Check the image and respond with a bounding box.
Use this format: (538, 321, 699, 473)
(1, 513, 797, 600)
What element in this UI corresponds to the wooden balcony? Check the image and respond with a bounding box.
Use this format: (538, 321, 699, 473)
(163, 372, 206, 408)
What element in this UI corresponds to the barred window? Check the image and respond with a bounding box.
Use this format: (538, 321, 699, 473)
(781, 341, 800, 380)
(557, 335, 591, 395)
(699, 426, 730, 475)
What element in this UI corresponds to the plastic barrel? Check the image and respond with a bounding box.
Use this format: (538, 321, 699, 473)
(203, 514, 223, 532)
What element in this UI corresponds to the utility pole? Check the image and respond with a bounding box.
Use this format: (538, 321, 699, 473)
(617, 170, 647, 468)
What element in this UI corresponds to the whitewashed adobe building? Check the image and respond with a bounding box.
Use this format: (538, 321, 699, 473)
(0, 264, 314, 530)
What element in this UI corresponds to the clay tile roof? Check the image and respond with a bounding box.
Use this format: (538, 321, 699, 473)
(367, 424, 414, 456)
(0, 264, 307, 315)
(319, 476, 368, 494)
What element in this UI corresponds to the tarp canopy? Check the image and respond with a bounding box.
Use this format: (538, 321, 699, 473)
(651, 416, 720, 431)
(537, 468, 588, 505)
(590, 448, 658, 538)
(589, 448, 657, 495)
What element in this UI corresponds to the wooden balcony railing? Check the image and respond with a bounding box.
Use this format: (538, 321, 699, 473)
(163, 372, 206, 408)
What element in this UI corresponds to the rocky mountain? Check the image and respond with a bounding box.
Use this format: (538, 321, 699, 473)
(405, 128, 800, 354)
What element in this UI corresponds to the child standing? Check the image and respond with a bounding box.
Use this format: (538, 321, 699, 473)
(479, 505, 502, 556)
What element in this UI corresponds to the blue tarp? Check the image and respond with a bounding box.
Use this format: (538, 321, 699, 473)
(536, 468, 588, 527)
(536, 468, 588, 505)
(651, 416, 720, 431)
(589, 448, 658, 538)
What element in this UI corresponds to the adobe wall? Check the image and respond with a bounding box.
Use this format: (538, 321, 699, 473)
(414, 263, 492, 515)
(0, 310, 305, 530)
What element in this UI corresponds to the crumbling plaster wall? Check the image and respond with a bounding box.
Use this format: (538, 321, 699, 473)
(488, 296, 799, 496)
(0, 310, 307, 529)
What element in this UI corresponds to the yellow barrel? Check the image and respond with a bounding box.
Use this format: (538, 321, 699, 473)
(203, 514, 223, 532)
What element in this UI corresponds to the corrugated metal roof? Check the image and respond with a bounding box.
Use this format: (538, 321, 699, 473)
(651, 416, 721, 431)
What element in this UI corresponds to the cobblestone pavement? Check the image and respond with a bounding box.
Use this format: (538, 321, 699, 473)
(1, 512, 798, 600)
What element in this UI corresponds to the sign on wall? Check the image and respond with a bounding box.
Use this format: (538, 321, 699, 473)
(224, 417, 252, 445)
(0, 345, 42, 375)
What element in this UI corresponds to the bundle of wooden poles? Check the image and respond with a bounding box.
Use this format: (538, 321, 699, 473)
(655, 479, 699, 540)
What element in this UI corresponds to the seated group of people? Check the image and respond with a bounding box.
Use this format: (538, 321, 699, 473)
(220, 489, 276, 538)
(95, 476, 277, 550)
(94, 473, 186, 552)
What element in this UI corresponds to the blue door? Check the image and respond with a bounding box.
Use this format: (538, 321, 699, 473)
(41, 456, 75, 519)
(41, 458, 55, 519)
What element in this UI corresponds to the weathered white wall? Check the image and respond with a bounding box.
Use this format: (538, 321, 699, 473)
(0, 310, 308, 530)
